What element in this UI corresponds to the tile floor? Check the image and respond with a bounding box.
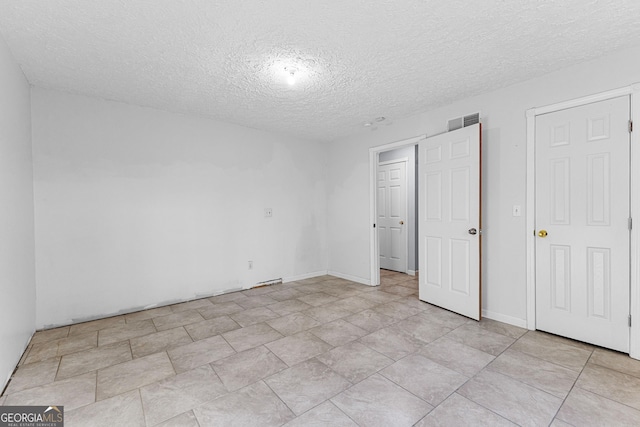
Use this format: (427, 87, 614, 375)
(2, 270, 640, 426)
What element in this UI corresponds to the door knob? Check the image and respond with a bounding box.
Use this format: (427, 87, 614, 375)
(399, 221, 404, 225)
(538, 229, 548, 238)
(468, 228, 477, 235)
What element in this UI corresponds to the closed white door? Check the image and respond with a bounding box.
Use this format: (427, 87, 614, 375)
(378, 161, 407, 272)
(418, 124, 481, 320)
(535, 96, 630, 352)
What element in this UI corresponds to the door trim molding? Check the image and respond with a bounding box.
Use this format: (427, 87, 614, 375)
(526, 84, 640, 359)
(369, 135, 426, 286)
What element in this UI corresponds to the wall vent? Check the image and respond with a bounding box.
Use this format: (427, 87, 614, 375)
(447, 112, 480, 132)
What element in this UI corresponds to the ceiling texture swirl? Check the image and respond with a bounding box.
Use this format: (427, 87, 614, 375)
(1, 0, 639, 141)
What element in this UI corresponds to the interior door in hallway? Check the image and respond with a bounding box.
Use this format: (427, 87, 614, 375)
(535, 95, 630, 352)
(418, 124, 481, 320)
(378, 160, 408, 273)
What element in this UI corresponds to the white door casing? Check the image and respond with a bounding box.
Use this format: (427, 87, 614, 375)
(418, 124, 481, 320)
(378, 160, 408, 273)
(535, 96, 630, 352)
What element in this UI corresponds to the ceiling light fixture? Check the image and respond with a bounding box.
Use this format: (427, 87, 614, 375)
(285, 67, 297, 86)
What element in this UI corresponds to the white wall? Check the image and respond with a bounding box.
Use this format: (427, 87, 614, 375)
(327, 44, 640, 326)
(0, 35, 36, 389)
(378, 145, 418, 272)
(32, 88, 328, 329)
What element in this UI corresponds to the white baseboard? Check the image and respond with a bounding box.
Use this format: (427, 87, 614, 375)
(328, 271, 372, 286)
(482, 309, 528, 329)
(407, 270, 418, 276)
(282, 270, 328, 283)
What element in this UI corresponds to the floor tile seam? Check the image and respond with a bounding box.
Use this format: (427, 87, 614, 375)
(259, 379, 299, 419)
(586, 358, 640, 380)
(498, 346, 589, 376)
(549, 347, 596, 425)
(570, 382, 640, 413)
(97, 327, 160, 348)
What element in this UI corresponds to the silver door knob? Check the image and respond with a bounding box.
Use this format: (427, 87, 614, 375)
(468, 228, 477, 235)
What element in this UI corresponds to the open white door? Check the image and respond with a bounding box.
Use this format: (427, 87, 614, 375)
(378, 161, 408, 273)
(418, 124, 481, 320)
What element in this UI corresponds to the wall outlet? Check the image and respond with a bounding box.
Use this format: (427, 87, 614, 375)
(264, 208, 273, 217)
(248, 261, 253, 270)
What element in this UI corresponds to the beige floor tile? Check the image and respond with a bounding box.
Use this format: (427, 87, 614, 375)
(316, 341, 393, 383)
(197, 301, 245, 319)
(230, 306, 280, 327)
(477, 318, 527, 339)
(167, 335, 235, 373)
(235, 295, 279, 309)
(344, 309, 396, 333)
(575, 363, 640, 410)
(4, 372, 96, 411)
(265, 332, 333, 367)
(208, 291, 247, 304)
(556, 387, 640, 427)
(29, 327, 70, 345)
(381, 354, 468, 406)
(212, 346, 287, 391)
(331, 373, 432, 427)
(394, 296, 432, 311)
(243, 286, 278, 297)
(303, 305, 353, 323)
(97, 319, 157, 346)
(266, 312, 321, 336)
(511, 331, 593, 372)
(57, 341, 131, 380)
(57, 331, 98, 356)
(140, 364, 227, 426)
(222, 323, 283, 352)
(265, 359, 351, 415)
(152, 310, 205, 332)
(69, 316, 125, 336)
(0, 395, 5, 405)
(125, 306, 173, 323)
(379, 285, 416, 297)
(267, 288, 306, 302)
(170, 298, 213, 313)
(358, 290, 402, 304)
(97, 351, 175, 400)
(153, 410, 200, 427)
(589, 348, 640, 379)
(283, 401, 357, 427)
(359, 325, 425, 360)
(183, 315, 240, 341)
(65, 389, 145, 427)
(193, 381, 294, 427)
(445, 323, 515, 356)
(309, 319, 368, 347)
(458, 370, 562, 427)
(130, 327, 193, 359)
(415, 393, 516, 427)
(373, 301, 423, 319)
(5, 357, 60, 394)
(419, 337, 495, 377)
(394, 315, 452, 344)
(329, 296, 379, 313)
(267, 299, 313, 316)
(23, 342, 59, 365)
(418, 307, 469, 329)
(297, 292, 339, 307)
(487, 349, 579, 398)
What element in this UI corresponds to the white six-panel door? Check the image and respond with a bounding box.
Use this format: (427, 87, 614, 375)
(378, 161, 407, 272)
(535, 96, 630, 352)
(418, 124, 481, 320)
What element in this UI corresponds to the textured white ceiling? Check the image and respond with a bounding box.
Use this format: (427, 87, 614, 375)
(1, 0, 640, 141)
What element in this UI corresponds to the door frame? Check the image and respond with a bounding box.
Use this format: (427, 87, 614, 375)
(377, 158, 409, 274)
(369, 135, 426, 286)
(525, 83, 640, 359)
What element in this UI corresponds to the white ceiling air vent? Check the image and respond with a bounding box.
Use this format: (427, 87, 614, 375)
(447, 112, 480, 132)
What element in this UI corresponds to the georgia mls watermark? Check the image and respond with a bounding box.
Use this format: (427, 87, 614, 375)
(0, 406, 63, 427)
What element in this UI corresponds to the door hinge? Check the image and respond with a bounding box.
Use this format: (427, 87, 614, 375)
(629, 217, 633, 230)
(629, 120, 633, 133)
(629, 314, 632, 327)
